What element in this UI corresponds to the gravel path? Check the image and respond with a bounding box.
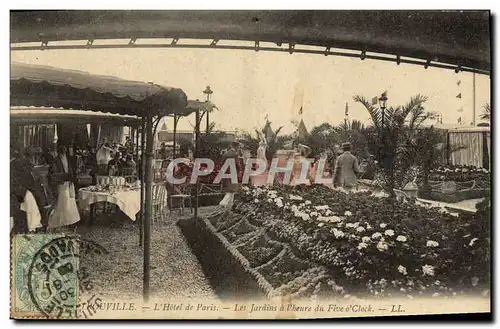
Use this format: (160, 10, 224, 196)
(77, 207, 219, 302)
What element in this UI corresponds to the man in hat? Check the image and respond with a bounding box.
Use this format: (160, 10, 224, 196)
(334, 142, 360, 191)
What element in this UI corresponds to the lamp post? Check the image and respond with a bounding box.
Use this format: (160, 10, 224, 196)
(203, 86, 213, 133)
(378, 93, 388, 128)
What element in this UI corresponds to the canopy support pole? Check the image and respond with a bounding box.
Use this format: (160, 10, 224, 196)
(143, 114, 154, 303)
(194, 109, 200, 218)
(173, 114, 178, 157)
(139, 117, 146, 247)
(135, 124, 139, 167)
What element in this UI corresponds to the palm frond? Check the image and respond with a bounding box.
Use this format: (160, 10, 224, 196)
(274, 126, 284, 136)
(404, 94, 429, 129)
(480, 103, 491, 121)
(353, 95, 383, 129)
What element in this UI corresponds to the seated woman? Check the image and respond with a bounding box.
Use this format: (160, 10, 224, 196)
(107, 152, 124, 176)
(121, 154, 137, 176)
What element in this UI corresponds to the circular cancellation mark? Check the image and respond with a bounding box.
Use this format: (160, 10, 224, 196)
(27, 236, 108, 319)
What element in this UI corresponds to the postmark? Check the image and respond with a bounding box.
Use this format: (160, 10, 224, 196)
(11, 234, 108, 319)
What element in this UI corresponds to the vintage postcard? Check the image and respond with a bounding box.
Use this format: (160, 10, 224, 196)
(9, 10, 491, 320)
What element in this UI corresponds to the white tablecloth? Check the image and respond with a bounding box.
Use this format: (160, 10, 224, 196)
(79, 188, 141, 221)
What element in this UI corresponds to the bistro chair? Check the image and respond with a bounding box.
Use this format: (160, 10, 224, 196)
(169, 184, 192, 215)
(152, 182, 167, 223)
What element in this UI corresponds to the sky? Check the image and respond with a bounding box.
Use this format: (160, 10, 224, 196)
(11, 41, 490, 135)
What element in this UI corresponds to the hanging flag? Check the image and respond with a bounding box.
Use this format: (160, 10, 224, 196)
(345, 103, 349, 117)
(457, 80, 461, 86)
(291, 81, 304, 117)
(371, 96, 378, 105)
(456, 93, 462, 99)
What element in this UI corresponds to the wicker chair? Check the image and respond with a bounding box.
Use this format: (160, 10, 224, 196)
(152, 182, 167, 222)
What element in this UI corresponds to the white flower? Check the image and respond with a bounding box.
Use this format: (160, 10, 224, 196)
(346, 223, 355, 228)
(376, 241, 389, 251)
(289, 194, 303, 201)
(332, 229, 345, 239)
(426, 240, 439, 248)
(329, 216, 342, 223)
(267, 198, 273, 203)
(380, 223, 387, 228)
(469, 238, 478, 247)
(434, 280, 441, 286)
(357, 242, 368, 250)
(356, 226, 366, 233)
(315, 205, 329, 210)
(366, 224, 373, 230)
(384, 229, 395, 237)
(396, 235, 407, 242)
(362, 236, 371, 243)
(344, 211, 352, 216)
(242, 186, 250, 191)
(325, 210, 333, 216)
(422, 264, 435, 276)
(310, 211, 318, 217)
(305, 200, 312, 205)
(318, 223, 324, 228)
(372, 232, 383, 240)
(254, 199, 259, 203)
(398, 265, 408, 275)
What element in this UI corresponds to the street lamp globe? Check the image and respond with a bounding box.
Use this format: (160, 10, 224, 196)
(378, 94, 388, 109)
(203, 86, 213, 102)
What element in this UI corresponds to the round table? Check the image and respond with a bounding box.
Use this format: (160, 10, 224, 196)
(79, 187, 141, 221)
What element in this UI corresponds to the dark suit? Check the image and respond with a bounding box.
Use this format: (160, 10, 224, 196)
(48, 155, 76, 197)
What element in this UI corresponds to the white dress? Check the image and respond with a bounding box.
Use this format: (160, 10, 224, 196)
(47, 156, 81, 229)
(257, 141, 267, 162)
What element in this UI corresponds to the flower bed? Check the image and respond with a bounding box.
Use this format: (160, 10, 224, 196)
(180, 184, 489, 301)
(231, 184, 489, 299)
(428, 165, 490, 185)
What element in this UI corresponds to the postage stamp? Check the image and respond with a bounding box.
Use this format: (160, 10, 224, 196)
(11, 234, 108, 319)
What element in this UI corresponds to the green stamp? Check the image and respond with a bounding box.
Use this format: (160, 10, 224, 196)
(11, 234, 108, 319)
(12, 234, 70, 318)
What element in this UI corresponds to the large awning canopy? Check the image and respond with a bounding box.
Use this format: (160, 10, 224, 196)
(11, 62, 188, 116)
(10, 10, 491, 73)
(10, 107, 141, 126)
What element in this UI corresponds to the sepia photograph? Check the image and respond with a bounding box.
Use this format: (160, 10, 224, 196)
(9, 9, 491, 320)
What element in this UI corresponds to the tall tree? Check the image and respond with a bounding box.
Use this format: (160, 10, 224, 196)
(353, 94, 431, 196)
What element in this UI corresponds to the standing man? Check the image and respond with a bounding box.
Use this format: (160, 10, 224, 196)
(96, 139, 114, 175)
(334, 142, 360, 191)
(47, 144, 81, 231)
(219, 142, 240, 208)
(158, 142, 168, 160)
(125, 136, 134, 154)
